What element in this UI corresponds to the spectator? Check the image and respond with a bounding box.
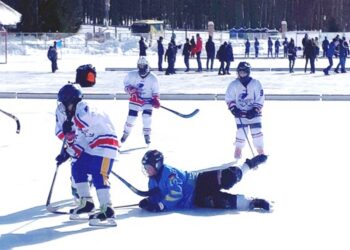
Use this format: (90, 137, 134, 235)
(190, 36, 196, 58)
(205, 35, 215, 71)
(323, 38, 339, 75)
(267, 37, 273, 58)
(254, 38, 259, 58)
(287, 38, 297, 73)
(322, 36, 329, 58)
(245, 39, 250, 58)
(139, 36, 148, 56)
(195, 33, 203, 72)
(216, 41, 227, 75)
(47, 41, 58, 73)
(157, 36, 164, 71)
(274, 38, 280, 58)
(282, 37, 288, 58)
(225, 42, 234, 74)
(182, 38, 191, 72)
(165, 43, 176, 75)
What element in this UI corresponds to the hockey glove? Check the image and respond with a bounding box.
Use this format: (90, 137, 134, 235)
(229, 105, 242, 118)
(152, 96, 160, 109)
(65, 132, 75, 145)
(245, 154, 268, 169)
(125, 86, 137, 95)
(55, 148, 70, 165)
(129, 93, 145, 105)
(246, 108, 259, 119)
(139, 198, 164, 212)
(62, 120, 73, 134)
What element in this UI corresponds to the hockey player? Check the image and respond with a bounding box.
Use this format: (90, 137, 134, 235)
(120, 57, 160, 145)
(55, 84, 120, 226)
(138, 150, 270, 212)
(225, 62, 265, 160)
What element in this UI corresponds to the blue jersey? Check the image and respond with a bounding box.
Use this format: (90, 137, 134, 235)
(148, 164, 198, 210)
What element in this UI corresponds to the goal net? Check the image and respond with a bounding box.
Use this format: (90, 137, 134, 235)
(0, 30, 8, 64)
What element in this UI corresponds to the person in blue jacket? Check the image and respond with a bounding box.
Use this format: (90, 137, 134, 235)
(138, 150, 270, 212)
(323, 38, 339, 75)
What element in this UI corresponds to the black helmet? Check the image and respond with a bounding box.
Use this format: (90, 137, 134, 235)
(237, 61, 251, 75)
(58, 84, 83, 107)
(142, 150, 164, 171)
(137, 57, 150, 78)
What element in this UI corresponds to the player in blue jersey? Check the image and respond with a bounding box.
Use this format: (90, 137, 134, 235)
(225, 61, 265, 160)
(138, 150, 270, 212)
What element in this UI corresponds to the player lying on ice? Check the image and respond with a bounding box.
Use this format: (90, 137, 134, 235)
(138, 150, 271, 212)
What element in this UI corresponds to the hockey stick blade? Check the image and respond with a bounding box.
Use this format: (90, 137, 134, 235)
(0, 108, 21, 133)
(111, 171, 157, 197)
(160, 105, 199, 118)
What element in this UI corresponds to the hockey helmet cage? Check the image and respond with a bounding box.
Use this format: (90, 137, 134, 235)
(142, 150, 164, 171)
(137, 57, 150, 78)
(58, 84, 83, 107)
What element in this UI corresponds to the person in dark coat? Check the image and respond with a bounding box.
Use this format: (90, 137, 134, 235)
(287, 38, 297, 73)
(205, 36, 215, 71)
(216, 41, 227, 75)
(47, 41, 58, 73)
(225, 42, 234, 74)
(304, 38, 316, 73)
(282, 37, 288, 58)
(139, 36, 148, 56)
(274, 39, 280, 58)
(254, 38, 259, 58)
(245, 39, 250, 58)
(267, 37, 273, 58)
(165, 43, 175, 75)
(334, 38, 348, 73)
(157, 36, 164, 71)
(190, 36, 196, 58)
(182, 38, 191, 72)
(323, 38, 339, 75)
(322, 37, 329, 57)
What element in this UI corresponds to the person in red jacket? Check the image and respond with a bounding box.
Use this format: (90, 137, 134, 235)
(195, 33, 203, 72)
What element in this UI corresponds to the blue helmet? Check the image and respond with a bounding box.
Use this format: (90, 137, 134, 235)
(142, 150, 164, 171)
(57, 84, 83, 107)
(237, 61, 251, 76)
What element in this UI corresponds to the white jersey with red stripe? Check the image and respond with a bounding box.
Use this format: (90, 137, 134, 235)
(55, 101, 119, 160)
(225, 78, 264, 112)
(123, 70, 160, 101)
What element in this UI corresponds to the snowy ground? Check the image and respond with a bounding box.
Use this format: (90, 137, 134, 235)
(0, 47, 350, 250)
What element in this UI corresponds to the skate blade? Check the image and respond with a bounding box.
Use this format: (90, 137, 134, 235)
(69, 213, 93, 220)
(89, 218, 117, 227)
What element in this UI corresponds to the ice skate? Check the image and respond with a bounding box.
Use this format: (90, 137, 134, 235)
(249, 198, 271, 212)
(144, 134, 151, 145)
(69, 197, 95, 220)
(120, 133, 129, 143)
(89, 205, 117, 227)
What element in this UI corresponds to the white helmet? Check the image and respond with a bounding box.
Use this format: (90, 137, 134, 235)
(137, 57, 150, 78)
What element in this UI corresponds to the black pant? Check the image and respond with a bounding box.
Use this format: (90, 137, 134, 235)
(50, 59, 57, 73)
(194, 170, 237, 209)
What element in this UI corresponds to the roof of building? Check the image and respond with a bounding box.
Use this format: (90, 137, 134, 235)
(0, 1, 21, 26)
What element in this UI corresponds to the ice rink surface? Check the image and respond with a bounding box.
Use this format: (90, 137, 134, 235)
(0, 97, 349, 250)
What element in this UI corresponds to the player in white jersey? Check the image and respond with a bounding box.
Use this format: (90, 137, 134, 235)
(55, 84, 120, 226)
(225, 62, 265, 160)
(120, 57, 160, 145)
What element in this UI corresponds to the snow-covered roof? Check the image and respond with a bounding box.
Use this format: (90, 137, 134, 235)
(0, 1, 21, 26)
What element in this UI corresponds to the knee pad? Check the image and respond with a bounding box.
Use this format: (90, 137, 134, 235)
(128, 109, 138, 116)
(220, 167, 242, 189)
(143, 109, 152, 116)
